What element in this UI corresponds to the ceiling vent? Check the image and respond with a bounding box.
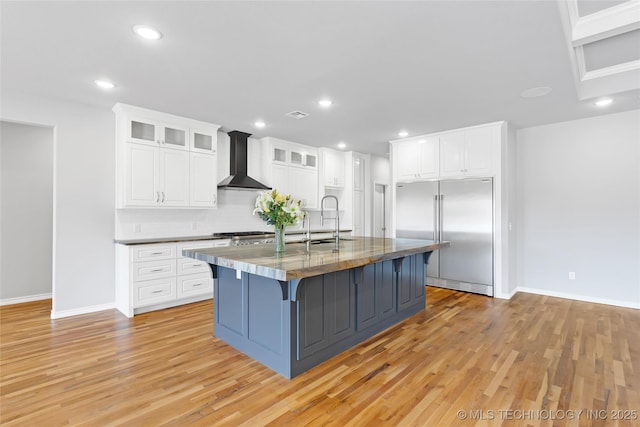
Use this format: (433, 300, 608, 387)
(285, 110, 309, 119)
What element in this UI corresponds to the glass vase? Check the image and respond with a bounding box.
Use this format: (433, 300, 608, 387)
(274, 226, 286, 253)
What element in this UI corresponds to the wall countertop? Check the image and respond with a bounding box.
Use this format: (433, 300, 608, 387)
(183, 237, 449, 281)
(113, 229, 353, 246)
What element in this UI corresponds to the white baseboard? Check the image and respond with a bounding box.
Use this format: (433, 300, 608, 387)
(516, 287, 640, 310)
(50, 302, 116, 319)
(0, 293, 52, 306)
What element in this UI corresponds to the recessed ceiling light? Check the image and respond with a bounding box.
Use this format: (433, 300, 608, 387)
(254, 120, 266, 128)
(94, 79, 115, 89)
(398, 131, 409, 138)
(520, 86, 552, 98)
(318, 99, 333, 108)
(337, 142, 346, 149)
(595, 98, 613, 107)
(133, 25, 162, 40)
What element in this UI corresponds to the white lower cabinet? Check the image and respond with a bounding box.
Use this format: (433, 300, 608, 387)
(133, 277, 177, 307)
(177, 273, 212, 298)
(116, 240, 224, 317)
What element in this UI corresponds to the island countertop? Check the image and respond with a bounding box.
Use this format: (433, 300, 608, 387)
(183, 237, 449, 281)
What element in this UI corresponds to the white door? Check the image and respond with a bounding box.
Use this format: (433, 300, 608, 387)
(160, 149, 189, 206)
(373, 183, 387, 238)
(125, 143, 159, 206)
(190, 153, 217, 207)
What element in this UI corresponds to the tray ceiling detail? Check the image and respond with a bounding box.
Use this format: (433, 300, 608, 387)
(560, 0, 640, 99)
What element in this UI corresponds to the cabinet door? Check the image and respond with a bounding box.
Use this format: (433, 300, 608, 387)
(353, 190, 365, 236)
(159, 123, 188, 150)
(322, 149, 345, 187)
(353, 156, 364, 191)
(270, 164, 290, 195)
(190, 153, 217, 208)
(125, 143, 159, 206)
(159, 149, 189, 206)
(191, 127, 218, 155)
(290, 167, 318, 209)
(127, 116, 158, 146)
(464, 127, 493, 176)
(417, 137, 439, 178)
(439, 132, 465, 177)
(395, 142, 418, 181)
(177, 273, 212, 298)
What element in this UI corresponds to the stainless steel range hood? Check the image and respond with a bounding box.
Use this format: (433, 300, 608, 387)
(218, 130, 271, 190)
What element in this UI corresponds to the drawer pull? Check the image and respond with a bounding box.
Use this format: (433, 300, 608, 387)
(150, 268, 164, 272)
(151, 290, 163, 294)
(192, 283, 203, 287)
(189, 263, 203, 267)
(150, 251, 164, 255)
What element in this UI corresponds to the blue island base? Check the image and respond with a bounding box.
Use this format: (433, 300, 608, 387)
(211, 252, 431, 379)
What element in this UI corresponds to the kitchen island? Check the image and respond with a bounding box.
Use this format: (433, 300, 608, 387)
(183, 237, 448, 378)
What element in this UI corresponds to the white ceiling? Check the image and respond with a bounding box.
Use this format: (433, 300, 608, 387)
(2, 0, 639, 156)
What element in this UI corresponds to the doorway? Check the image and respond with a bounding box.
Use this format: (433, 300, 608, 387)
(0, 121, 54, 305)
(373, 183, 388, 238)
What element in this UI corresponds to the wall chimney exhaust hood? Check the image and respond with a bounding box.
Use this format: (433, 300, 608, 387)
(218, 130, 271, 191)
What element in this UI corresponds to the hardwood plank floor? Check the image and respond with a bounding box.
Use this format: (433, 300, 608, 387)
(1, 288, 638, 426)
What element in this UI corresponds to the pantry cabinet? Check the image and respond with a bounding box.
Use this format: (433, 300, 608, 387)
(114, 103, 220, 209)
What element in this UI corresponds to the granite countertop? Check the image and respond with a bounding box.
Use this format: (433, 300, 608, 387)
(113, 229, 352, 246)
(113, 235, 226, 245)
(183, 237, 449, 281)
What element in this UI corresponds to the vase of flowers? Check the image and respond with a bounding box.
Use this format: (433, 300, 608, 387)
(253, 189, 306, 253)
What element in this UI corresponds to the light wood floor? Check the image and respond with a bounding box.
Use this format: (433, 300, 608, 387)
(1, 288, 638, 426)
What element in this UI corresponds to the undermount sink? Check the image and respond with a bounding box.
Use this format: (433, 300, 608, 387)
(309, 237, 353, 245)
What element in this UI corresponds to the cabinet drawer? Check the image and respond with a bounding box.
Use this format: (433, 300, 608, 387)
(132, 259, 177, 282)
(133, 277, 177, 307)
(177, 273, 212, 298)
(131, 244, 176, 262)
(177, 240, 214, 258)
(177, 257, 211, 275)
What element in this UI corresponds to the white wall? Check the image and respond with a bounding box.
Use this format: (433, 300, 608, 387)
(0, 121, 53, 303)
(516, 109, 640, 308)
(1, 90, 116, 317)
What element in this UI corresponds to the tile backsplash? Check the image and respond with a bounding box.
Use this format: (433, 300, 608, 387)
(115, 190, 328, 239)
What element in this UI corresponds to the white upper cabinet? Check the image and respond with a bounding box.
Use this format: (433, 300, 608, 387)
(190, 153, 218, 207)
(125, 143, 159, 206)
(394, 136, 439, 182)
(392, 124, 495, 181)
(126, 116, 189, 151)
(261, 137, 319, 209)
(114, 103, 220, 209)
(440, 127, 493, 177)
(190, 127, 218, 155)
(320, 148, 345, 188)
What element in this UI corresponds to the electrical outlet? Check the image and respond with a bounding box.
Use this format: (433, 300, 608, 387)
(568, 272, 576, 280)
(134, 224, 141, 233)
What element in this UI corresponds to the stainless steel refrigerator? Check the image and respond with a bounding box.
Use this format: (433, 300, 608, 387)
(395, 178, 493, 296)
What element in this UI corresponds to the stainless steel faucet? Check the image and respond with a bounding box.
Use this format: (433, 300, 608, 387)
(320, 195, 340, 252)
(304, 215, 311, 253)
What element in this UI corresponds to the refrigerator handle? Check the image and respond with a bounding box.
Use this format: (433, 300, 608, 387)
(433, 194, 438, 241)
(439, 194, 443, 242)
